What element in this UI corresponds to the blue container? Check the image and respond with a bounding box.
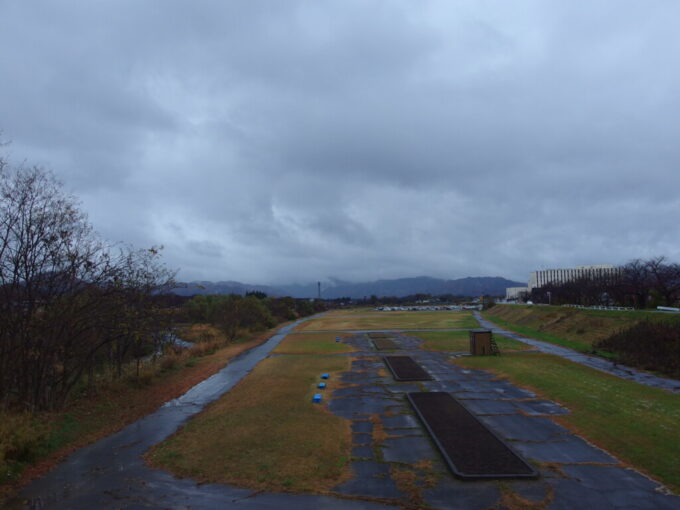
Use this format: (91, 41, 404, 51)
(321, 373, 329, 379)
(335, 336, 341, 342)
(312, 393, 322, 403)
(317, 382, 327, 389)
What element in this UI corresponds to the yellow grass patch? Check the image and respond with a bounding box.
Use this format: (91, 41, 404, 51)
(273, 332, 356, 354)
(409, 330, 531, 352)
(177, 323, 226, 343)
(297, 310, 478, 331)
(147, 355, 352, 492)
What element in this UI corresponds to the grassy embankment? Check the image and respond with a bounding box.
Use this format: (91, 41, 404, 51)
(457, 352, 680, 493)
(483, 304, 680, 353)
(296, 309, 479, 331)
(409, 330, 531, 352)
(147, 354, 352, 492)
(0, 323, 280, 503)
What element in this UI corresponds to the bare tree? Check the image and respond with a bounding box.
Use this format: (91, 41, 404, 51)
(0, 160, 175, 410)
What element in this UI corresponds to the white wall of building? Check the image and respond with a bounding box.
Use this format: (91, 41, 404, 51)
(528, 265, 618, 290)
(505, 287, 529, 300)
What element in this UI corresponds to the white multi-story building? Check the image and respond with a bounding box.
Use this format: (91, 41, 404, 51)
(528, 265, 618, 291)
(505, 287, 529, 300)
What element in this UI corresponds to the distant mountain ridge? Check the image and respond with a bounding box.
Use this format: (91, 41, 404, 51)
(171, 276, 524, 299)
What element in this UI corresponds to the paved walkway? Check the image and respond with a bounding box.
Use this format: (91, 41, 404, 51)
(325, 333, 679, 509)
(474, 312, 680, 393)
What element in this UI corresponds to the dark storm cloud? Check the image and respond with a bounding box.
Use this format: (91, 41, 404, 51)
(1, 1, 679, 284)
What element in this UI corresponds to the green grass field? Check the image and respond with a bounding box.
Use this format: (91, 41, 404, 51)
(456, 352, 680, 493)
(272, 332, 356, 354)
(297, 309, 479, 331)
(147, 354, 351, 492)
(409, 330, 531, 352)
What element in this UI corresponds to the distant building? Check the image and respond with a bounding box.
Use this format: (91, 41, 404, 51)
(528, 265, 618, 291)
(505, 287, 529, 300)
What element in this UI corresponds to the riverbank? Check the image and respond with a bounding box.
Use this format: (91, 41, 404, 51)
(0, 324, 282, 505)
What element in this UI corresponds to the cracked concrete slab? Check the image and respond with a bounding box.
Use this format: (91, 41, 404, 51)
(333, 476, 403, 500)
(512, 399, 570, 416)
(351, 445, 374, 459)
(477, 414, 571, 441)
(381, 436, 439, 463)
(422, 478, 501, 510)
(513, 436, 618, 463)
(461, 399, 519, 415)
(384, 383, 423, 394)
(352, 432, 372, 445)
(352, 420, 374, 434)
(381, 414, 420, 429)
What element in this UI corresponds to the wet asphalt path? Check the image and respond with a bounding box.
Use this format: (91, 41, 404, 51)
(474, 311, 680, 393)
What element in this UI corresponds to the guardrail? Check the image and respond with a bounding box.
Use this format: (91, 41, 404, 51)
(561, 304, 635, 311)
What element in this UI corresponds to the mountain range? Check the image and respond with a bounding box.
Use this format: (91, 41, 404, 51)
(171, 276, 525, 299)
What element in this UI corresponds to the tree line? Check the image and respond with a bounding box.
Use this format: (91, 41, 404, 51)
(524, 257, 680, 308)
(0, 154, 328, 412)
(180, 292, 325, 339)
(0, 158, 175, 411)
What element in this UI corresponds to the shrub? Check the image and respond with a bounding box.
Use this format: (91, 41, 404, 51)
(160, 352, 182, 372)
(0, 413, 49, 482)
(594, 321, 680, 378)
(187, 339, 222, 358)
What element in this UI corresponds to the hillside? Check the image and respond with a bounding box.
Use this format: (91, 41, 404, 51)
(172, 276, 525, 298)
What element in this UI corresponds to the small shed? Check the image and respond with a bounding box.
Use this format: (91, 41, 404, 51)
(469, 329, 494, 355)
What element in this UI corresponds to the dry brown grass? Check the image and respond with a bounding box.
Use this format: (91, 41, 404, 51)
(147, 354, 353, 492)
(177, 323, 225, 343)
(296, 310, 479, 332)
(273, 332, 356, 354)
(497, 483, 555, 510)
(390, 460, 438, 507)
(369, 413, 387, 444)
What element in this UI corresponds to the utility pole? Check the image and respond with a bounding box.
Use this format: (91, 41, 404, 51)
(317, 281, 321, 300)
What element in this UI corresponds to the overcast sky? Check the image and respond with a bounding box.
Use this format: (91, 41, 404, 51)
(2, 1, 679, 285)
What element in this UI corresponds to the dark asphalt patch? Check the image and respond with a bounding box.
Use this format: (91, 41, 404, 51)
(383, 356, 433, 381)
(407, 392, 538, 480)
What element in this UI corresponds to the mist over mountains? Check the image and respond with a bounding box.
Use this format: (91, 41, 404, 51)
(171, 276, 525, 299)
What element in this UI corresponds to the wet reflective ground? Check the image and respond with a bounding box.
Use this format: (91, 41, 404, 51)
(9, 318, 393, 510)
(8, 317, 680, 509)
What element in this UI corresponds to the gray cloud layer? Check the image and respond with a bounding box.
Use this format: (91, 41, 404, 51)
(2, 1, 679, 284)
